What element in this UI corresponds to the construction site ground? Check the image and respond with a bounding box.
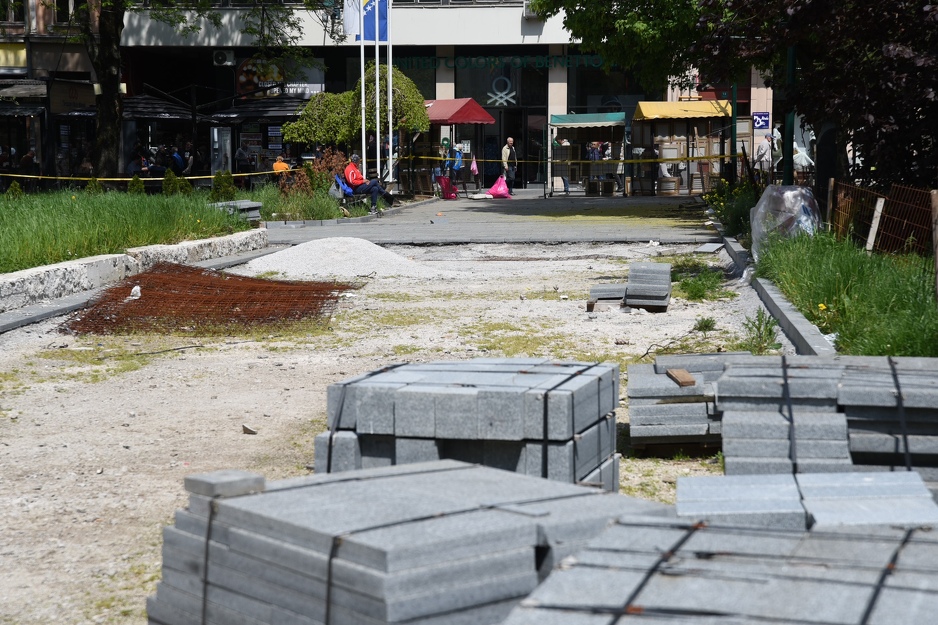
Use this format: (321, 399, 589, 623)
(0, 190, 798, 625)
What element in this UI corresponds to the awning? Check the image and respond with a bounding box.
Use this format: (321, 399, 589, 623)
(424, 98, 495, 125)
(632, 100, 732, 121)
(0, 106, 44, 117)
(122, 94, 202, 121)
(211, 94, 308, 122)
(548, 112, 627, 128)
(0, 80, 46, 98)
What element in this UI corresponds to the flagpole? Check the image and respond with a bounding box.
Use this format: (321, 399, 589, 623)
(374, 0, 381, 185)
(387, 0, 393, 183)
(359, 0, 366, 176)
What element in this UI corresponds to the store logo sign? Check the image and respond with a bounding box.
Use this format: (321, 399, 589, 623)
(487, 76, 517, 106)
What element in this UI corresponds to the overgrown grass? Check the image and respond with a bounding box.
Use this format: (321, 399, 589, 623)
(757, 232, 938, 356)
(0, 189, 250, 274)
(702, 179, 759, 239)
(252, 182, 366, 221)
(669, 257, 736, 301)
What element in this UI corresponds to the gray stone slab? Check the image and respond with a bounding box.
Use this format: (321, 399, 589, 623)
(516, 566, 647, 612)
(478, 386, 526, 440)
(796, 471, 933, 499)
(524, 440, 575, 482)
(393, 384, 439, 438)
(629, 261, 672, 275)
(677, 474, 800, 503)
(629, 424, 710, 439)
(722, 438, 791, 458)
(578, 453, 620, 492)
(627, 371, 712, 399)
(184, 469, 265, 498)
(394, 437, 440, 465)
(723, 456, 794, 476)
(624, 283, 671, 297)
(695, 242, 725, 253)
(327, 371, 373, 429)
(867, 586, 938, 625)
(652, 352, 754, 374)
(849, 431, 938, 455)
(790, 439, 851, 459)
(676, 498, 807, 530)
(628, 402, 711, 424)
(844, 405, 938, 421)
(313, 430, 361, 474)
(716, 376, 840, 400)
(805, 496, 938, 528)
(588, 284, 627, 300)
(433, 386, 479, 439)
(351, 382, 407, 435)
(721, 411, 790, 439)
(359, 435, 396, 469)
(717, 397, 839, 412)
(503, 607, 615, 625)
(794, 458, 855, 473)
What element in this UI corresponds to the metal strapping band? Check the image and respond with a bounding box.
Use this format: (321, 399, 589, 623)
(887, 356, 913, 472)
(541, 363, 604, 479)
(781, 355, 798, 473)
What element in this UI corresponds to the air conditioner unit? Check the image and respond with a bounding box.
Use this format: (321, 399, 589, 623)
(213, 50, 235, 67)
(523, 0, 539, 20)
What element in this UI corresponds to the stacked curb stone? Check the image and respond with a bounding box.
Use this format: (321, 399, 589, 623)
(314, 359, 621, 491)
(586, 262, 672, 313)
(147, 461, 673, 625)
(502, 510, 938, 625)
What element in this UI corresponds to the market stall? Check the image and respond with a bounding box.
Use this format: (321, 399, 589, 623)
(546, 112, 628, 197)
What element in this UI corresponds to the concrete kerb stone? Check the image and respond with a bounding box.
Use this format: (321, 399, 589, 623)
(720, 232, 835, 357)
(0, 229, 268, 316)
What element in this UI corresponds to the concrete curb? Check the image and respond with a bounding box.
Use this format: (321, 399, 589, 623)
(721, 233, 835, 356)
(0, 229, 268, 316)
(263, 197, 437, 229)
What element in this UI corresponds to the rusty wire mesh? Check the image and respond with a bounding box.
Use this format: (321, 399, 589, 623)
(62, 262, 359, 335)
(832, 183, 934, 255)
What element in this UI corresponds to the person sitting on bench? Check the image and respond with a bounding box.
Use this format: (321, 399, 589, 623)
(344, 154, 393, 214)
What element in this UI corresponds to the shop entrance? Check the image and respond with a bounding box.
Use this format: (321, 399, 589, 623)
(480, 107, 545, 190)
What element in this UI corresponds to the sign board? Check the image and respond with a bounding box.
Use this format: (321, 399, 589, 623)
(753, 112, 770, 131)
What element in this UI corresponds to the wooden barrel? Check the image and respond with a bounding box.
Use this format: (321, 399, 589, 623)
(657, 177, 680, 196)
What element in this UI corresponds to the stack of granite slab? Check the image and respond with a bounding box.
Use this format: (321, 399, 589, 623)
(586, 262, 672, 312)
(501, 510, 938, 625)
(625, 353, 755, 448)
(675, 471, 938, 530)
(837, 357, 938, 481)
(623, 261, 671, 311)
(314, 359, 621, 491)
(717, 357, 853, 475)
(147, 460, 673, 625)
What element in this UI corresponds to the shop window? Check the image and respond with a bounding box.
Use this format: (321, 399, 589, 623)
(54, 0, 86, 23)
(0, 0, 24, 22)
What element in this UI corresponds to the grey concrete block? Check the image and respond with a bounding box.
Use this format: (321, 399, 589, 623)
(624, 283, 671, 297)
(359, 435, 396, 469)
(351, 382, 407, 435)
(629, 424, 710, 439)
(183, 469, 265, 498)
(723, 456, 794, 475)
(796, 471, 933, 499)
(722, 438, 791, 458)
(627, 370, 712, 400)
(478, 386, 526, 440)
(805, 496, 938, 528)
(652, 352, 754, 374)
(393, 384, 439, 438)
(628, 402, 711, 425)
(482, 440, 526, 473)
(327, 372, 373, 429)
(676, 498, 807, 530)
(433, 386, 480, 439)
(525, 440, 575, 482)
(716, 376, 839, 400)
(395, 437, 440, 465)
(721, 411, 790, 439)
(677, 474, 800, 503)
(313, 430, 361, 473)
(794, 458, 855, 473)
(848, 431, 938, 455)
(717, 397, 839, 412)
(792, 439, 851, 459)
(589, 284, 627, 300)
(629, 261, 672, 276)
(578, 453, 620, 492)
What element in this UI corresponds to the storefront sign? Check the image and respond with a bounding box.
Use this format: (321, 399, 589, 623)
(396, 54, 604, 71)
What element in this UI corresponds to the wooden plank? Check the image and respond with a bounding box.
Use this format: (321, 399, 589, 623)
(666, 368, 696, 387)
(865, 196, 886, 255)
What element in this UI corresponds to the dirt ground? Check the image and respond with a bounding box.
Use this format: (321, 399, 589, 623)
(0, 239, 789, 625)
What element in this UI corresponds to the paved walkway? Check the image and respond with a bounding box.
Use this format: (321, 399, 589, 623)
(265, 188, 720, 246)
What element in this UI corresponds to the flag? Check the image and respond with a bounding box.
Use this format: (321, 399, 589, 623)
(343, 0, 361, 38)
(361, 0, 388, 42)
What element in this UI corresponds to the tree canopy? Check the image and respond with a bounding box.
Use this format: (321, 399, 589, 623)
(531, 0, 938, 188)
(283, 63, 430, 147)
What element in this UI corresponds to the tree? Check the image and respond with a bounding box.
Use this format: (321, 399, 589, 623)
(283, 63, 430, 148)
(531, 0, 938, 188)
(68, 0, 345, 178)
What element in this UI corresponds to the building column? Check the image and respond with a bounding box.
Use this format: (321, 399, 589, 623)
(435, 45, 455, 143)
(547, 44, 567, 122)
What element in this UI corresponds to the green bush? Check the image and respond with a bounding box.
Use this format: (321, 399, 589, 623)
(85, 178, 104, 195)
(5, 180, 23, 200)
(703, 179, 759, 239)
(128, 175, 145, 195)
(209, 171, 237, 203)
(162, 170, 179, 196)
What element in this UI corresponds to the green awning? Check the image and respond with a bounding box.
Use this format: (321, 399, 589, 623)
(548, 112, 627, 128)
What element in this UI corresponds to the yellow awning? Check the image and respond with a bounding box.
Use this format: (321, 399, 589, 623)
(633, 100, 732, 121)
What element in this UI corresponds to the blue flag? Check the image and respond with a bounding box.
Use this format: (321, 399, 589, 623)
(360, 0, 388, 42)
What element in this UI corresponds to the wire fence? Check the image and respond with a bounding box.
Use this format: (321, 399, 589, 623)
(831, 182, 934, 256)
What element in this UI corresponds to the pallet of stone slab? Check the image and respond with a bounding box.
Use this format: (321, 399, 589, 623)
(624, 261, 671, 310)
(626, 363, 716, 405)
(626, 362, 720, 447)
(502, 507, 938, 625)
(714, 359, 844, 413)
(847, 421, 938, 455)
(148, 461, 673, 625)
(315, 414, 618, 489)
(720, 410, 853, 476)
(327, 359, 619, 442)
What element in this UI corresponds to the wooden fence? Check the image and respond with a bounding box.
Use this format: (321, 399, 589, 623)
(830, 181, 935, 256)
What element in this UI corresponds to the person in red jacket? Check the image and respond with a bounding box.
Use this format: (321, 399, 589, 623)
(344, 154, 393, 214)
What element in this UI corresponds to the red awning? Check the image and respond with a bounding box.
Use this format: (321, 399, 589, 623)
(424, 98, 495, 125)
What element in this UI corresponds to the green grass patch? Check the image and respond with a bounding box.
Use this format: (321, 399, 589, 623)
(757, 232, 938, 356)
(0, 189, 250, 273)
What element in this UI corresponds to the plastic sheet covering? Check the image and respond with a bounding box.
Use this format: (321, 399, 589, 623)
(750, 185, 821, 262)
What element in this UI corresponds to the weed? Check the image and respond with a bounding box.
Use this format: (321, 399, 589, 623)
(693, 316, 717, 334)
(732, 308, 781, 355)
